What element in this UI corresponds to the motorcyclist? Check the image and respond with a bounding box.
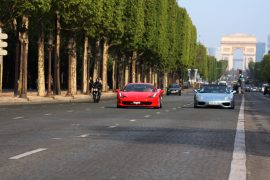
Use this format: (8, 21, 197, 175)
(92, 78, 102, 97)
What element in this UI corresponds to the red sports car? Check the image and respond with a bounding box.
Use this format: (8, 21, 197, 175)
(116, 83, 164, 108)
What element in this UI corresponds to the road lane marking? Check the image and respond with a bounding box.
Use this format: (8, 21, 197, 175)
(172, 108, 176, 110)
(144, 115, 151, 118)
(109, 124, 119, 128)
(44, 113, 52, 116)
(13, 116, 23, 120)
(228, 96, 246, 180)
(67, 110, 74, 113)
(165, 110, 170, 112)
(9, 148, 47, 160)
(72, 124, 80, 126)
(177, 107, 182, 109)
(156, 112, 161, 115)
(129, 119, 136, 122)
(78, 134, 90, 138)
(52, 138, 62, 140)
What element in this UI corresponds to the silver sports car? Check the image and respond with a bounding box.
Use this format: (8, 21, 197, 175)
(193, 85, 236, 109)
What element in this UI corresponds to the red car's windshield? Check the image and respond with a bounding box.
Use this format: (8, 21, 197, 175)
(123, 84, 154, 92)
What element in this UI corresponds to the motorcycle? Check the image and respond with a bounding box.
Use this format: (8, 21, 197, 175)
(92, 88, 101, 103)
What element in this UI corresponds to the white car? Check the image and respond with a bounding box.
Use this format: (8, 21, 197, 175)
(194, 85, 236, 109)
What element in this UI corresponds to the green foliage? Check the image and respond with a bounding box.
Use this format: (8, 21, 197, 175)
(1, 0, 204, 82)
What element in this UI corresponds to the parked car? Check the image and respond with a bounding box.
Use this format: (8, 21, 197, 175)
(167, 84, 182, 96)
(116, 83, 164, 109)
(193, 85, 236, 109)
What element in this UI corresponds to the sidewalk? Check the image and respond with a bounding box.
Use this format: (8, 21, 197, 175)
(0, 90, 116, 105)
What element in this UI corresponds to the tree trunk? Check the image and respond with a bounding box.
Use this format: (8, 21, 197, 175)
(13, 18, 20, 97)
(163, 72, 168, 90)
(124, 61, 129, 85)
(37, 27, 45, 96)
(102, 38, 109, 92)
(112, 59, 116, 90)
(19, 15, 29, 98)
(149, 66, 152, 83)
(93, 39, 101, 81)
(131, 51, 137, 83)
(71, 38, 77, 95)
(82, 36, 88, 93)
(136, 63, 141, 82)
(54, 12, 61, 95)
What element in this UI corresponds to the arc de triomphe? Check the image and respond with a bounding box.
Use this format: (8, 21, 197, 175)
(220, 33, 256, 71)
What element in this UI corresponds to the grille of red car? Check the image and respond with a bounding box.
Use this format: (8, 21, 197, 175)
(122, 101, 152, 105)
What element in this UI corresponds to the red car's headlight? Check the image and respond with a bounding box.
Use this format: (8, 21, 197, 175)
(119, 92, 126, 98)
(149, 93, 157, 98)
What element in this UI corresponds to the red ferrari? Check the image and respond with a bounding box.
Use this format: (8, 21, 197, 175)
(116, 83, 164, 108)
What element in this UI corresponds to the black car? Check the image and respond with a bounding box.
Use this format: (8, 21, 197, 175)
(167, 84, 181, 96)
(264, 86, 270, 95)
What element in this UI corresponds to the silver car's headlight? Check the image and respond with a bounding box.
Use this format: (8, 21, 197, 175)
(196, 94, 203, 100)
(224, 96, 232, 100)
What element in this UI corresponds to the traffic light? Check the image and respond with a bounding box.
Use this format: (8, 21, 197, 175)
(0, 28, 8, 56)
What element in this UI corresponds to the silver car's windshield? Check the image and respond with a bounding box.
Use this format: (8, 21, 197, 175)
(199, 86, 229, 94)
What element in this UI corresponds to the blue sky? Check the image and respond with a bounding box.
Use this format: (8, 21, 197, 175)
(178, 0, 270, 49)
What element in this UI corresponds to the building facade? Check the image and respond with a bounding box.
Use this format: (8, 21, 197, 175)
(256, 42, 266, 62)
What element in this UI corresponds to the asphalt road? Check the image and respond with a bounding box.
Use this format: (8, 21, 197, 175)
(0, 91, 269, 180)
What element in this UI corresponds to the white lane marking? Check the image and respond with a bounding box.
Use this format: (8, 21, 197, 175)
(144, 115, 151, 118)
(67, 110, 74, 113)
(78, 134, 90, 138)
(44, 113, 52, 116)
(13, 116, 23, 120)
(85, 108, 91, 111)
(178, 107, 182, 109)
(172, 108, 176, 110)
(9, 148, 47, 160)
(183, 151, 190, 154)
(228, 96, 246, 180)
(52, 138, 62, 140)
(129, 119, 136, 122)
(165, 110, 170, 112)
(109, 124, 119, 128)
(156, 112, 161, 115)
(101, 107, 105, 109)
(72, 124, 80, 126)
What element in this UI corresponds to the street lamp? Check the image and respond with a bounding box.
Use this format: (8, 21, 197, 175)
(46, 33, 53, 97)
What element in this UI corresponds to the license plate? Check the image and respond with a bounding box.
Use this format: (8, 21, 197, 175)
(133, 102, 141, 105)
(209, 101, 219, 105)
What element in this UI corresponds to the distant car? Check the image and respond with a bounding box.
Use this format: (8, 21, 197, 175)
(263, 86, 270, 95)
(218, 81, 227, 86)
(193, 85, 236, 109)
(245, 85, 251, 92)
(167, 84, 182, 96)
(261, 83, 269, 92)
(116, 83, 164, 108)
